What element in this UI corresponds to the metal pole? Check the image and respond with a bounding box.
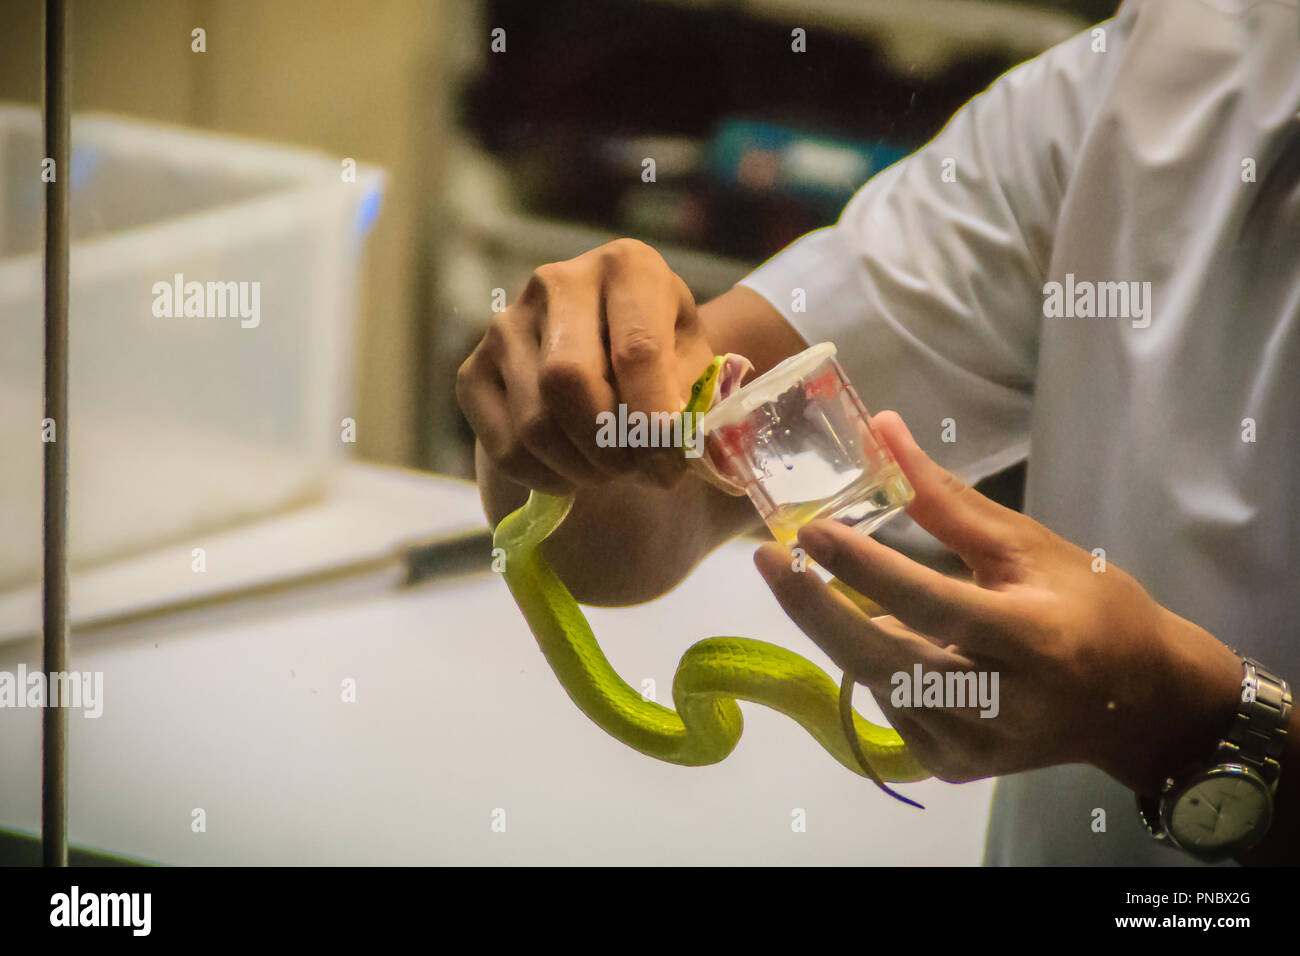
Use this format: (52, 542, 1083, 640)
(41, 0, 70, 868)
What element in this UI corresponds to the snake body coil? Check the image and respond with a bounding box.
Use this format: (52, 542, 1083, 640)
(494, 357, 928, 796)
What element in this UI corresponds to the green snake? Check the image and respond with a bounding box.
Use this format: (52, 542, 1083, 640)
(493, 356, 928, 805)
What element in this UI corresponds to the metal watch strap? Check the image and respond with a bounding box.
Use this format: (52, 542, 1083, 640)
(1137, 655, 1292, 847)
(1219, 657, 1292, 789)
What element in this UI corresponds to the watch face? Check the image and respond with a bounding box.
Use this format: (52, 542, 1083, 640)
(1168, 767, 1272, 854)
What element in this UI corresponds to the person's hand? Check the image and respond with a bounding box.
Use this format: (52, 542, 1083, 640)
(754, 412, 1242, 794)
(457, 238, 715, 494)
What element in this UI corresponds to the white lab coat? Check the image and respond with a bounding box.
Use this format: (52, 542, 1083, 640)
(739, 0, 1300, 865)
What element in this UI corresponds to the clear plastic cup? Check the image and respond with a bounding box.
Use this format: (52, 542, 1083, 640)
(698, 342, 913, 544)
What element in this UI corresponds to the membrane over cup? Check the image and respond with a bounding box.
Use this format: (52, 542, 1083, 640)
(698, 342, 913, 543)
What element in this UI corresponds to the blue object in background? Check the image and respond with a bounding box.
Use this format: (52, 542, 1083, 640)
(706, 118, 908, 209)
(355, 185, 383, 238)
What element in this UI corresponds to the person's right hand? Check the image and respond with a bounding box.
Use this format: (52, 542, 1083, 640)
(456, 238, 716, 494)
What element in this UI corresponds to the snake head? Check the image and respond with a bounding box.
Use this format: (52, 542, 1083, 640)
(682, 354, 754, 494)
(686, 356, 725, 415)
(685, 354, 753, 415)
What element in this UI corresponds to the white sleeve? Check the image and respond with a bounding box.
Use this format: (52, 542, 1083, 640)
(737, 9, 1128, 482)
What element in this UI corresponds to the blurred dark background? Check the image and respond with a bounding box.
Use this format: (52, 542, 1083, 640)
(435, 0, 1115, 497)
(0, 0, 1115, 488)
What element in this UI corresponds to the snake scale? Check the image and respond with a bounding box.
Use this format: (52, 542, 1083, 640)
(493, 356, 929, 805)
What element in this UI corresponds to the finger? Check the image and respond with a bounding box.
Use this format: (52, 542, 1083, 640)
(870, 410, 1023, 568)
(871, 612, 974, 656)
(602, 251, 690, 485)
(842, 667, 942, 742)
(497, 329, 611, 488)
(853, 612, 980, 706)
(867, 688, 951, 774)
(865, 618, 998, 741)
(754, 543, 951, 687)
(874, 688, 990, 783)
(827, 577, 886, 617)
(601, 245, 685, 413)
(535, 282, 630, 476)
(458, 356, 572, 495)
(797, 520, 1004, 642)
(869, 687, 937, 745)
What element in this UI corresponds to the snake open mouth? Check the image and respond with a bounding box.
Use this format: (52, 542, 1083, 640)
(714, 353, 753, 402)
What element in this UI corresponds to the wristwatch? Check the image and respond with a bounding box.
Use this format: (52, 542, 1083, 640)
(1137, 656, 1292, 861)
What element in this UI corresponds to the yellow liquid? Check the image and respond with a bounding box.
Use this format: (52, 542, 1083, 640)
(764, 466, 913, 544)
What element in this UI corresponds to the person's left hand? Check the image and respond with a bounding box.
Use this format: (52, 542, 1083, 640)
(754, 412, 1242, 795)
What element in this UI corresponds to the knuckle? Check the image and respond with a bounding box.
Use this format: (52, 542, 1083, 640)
(603, 237, 657, 269)
(611, 328, 663, 373)
(532, 260, 565, 284)
(522, 262, 567, 303)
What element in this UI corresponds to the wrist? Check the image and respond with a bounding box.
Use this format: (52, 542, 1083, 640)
(1137, 652, 1293, 862)
(1098, 608, 1241, 796)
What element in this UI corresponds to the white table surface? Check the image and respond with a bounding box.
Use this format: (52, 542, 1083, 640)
(0, 463, 992, 865)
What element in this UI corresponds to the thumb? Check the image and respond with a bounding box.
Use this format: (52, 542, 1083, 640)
(869, 410, 1020, 566)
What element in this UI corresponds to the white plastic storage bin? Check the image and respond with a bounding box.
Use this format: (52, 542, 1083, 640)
(0, 106, 385, 588)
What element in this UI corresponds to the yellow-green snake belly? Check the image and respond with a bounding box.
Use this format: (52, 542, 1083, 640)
(493, 356, 929, 802)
